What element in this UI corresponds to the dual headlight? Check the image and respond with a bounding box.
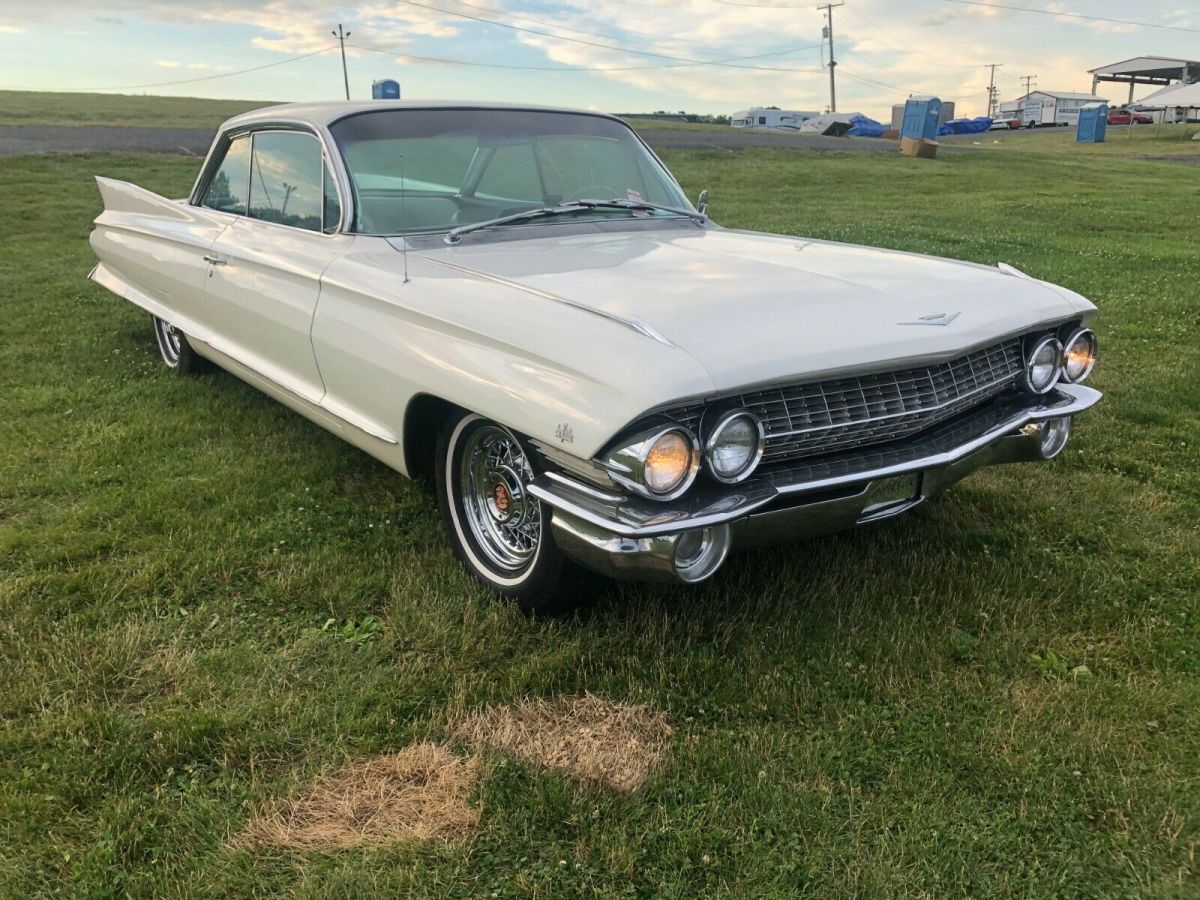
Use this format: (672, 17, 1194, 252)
(1021, 327, 1096, 394)
(603, 409, 764, 500)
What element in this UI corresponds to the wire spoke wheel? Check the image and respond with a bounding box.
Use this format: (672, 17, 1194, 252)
(153, 317, 183, 367)
(458, 424, 541, 573)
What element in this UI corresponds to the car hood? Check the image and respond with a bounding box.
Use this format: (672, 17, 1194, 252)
(403, 225, 1094, 392)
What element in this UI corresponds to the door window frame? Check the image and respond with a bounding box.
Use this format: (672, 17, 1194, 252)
(191, 123, 346, 237)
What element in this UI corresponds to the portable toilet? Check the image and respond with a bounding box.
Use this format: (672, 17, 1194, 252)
(900, 97, 942, 141)
(372, 79, 401, 100)
(1077, 102, 1107, 143)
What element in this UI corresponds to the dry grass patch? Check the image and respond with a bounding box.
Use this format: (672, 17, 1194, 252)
(452, 694, 673, 793)
(235, 743, 479, 851)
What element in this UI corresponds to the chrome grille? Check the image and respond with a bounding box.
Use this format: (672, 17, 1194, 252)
(675, 339, 1024, 464)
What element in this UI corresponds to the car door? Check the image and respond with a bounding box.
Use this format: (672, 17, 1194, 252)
(202, 128, 350, 406)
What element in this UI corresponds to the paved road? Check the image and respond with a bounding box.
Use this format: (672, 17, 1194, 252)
(0, 123, 910, 157)
(0, 124, 215, 157)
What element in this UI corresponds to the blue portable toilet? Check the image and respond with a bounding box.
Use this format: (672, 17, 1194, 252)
(372, 79, 401, 100)
(900, 97, 942, 141)
(1077, 102, 1107, 143)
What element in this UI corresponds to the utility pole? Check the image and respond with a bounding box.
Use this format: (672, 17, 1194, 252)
(985, 63, 1003, 117)
(1020, 74, 1037, 97)
(332, 23, 352, 100)
(817, 3, 844, 113)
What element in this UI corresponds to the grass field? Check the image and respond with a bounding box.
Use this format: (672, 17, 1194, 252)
(0, 91, 270, 128)
(2, 129, 1198, 897)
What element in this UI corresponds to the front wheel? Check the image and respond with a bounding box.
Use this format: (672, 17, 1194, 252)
(435, 412, 591, 614)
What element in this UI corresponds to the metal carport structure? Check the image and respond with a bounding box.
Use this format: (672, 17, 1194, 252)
(1089, 56, 1200, 105)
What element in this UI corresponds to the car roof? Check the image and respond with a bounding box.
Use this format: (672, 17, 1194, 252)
(220, 100, 622, 132)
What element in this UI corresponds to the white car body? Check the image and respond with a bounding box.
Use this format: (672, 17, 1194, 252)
(89, 101, 1101, 596)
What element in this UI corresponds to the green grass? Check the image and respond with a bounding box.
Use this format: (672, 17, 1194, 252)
(2, 139, 1198, 897)
(0, 91, 271, 128)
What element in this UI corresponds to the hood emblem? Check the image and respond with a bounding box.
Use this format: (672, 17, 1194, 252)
(900, 311, 961, 326)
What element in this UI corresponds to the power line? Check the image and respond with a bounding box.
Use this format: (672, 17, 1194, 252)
(837, 67, 983, 103)
(392, 0, 822, 69)
(936, 0, 1200, 35)
(1020, 73, 1037, 95)
(2, 46, 336, 93)
(393, 0, 825, 71)
(349, 40, 825, 72)
(437, 0, 724, 51)
(837, 6, 979, 71)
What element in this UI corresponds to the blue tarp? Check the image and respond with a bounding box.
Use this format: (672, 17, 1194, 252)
(845, 113, 886, 138)
(937, 116, 993, 136)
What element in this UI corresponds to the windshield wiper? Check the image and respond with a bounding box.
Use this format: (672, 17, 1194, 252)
(444, 198, 705, 244)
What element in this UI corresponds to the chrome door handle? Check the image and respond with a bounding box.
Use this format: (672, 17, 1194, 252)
(202, 254, 227, 266)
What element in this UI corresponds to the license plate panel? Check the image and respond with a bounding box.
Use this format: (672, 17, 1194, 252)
(859, 473, 922, 521)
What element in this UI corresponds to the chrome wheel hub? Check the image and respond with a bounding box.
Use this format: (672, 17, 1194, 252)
(460, 425, 541, 572)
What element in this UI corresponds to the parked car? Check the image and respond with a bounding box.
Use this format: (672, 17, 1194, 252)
(88, 101, 1102, 612)
(1107, 109, 1153, 125)
(988, 118, 1021, 131)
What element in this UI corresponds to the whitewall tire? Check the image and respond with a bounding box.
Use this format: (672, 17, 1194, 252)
(435, 412, 590, 614)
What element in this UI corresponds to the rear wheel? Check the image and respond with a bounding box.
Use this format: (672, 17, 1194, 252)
(151, 315, 209, 374)
(436, 412, 591, 614)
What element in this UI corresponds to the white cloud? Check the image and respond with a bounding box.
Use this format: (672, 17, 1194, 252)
(4, 1, 1195, 116)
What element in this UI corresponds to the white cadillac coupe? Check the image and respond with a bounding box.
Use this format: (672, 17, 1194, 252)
(89, 101, 1101, 612)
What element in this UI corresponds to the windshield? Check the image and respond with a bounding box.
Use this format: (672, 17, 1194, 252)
(329, 108, 692, 236)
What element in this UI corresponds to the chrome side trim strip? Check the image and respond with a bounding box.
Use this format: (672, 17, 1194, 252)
(543, 470, 627, 504)
(407, 252, 677, 347)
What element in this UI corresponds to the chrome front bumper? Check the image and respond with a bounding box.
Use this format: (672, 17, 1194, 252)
(529, 384, 1102, 583)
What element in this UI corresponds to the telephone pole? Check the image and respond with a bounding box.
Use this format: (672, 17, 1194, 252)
(985, 63, 1003, 117)
(332, 23, 351, 100)
(1020, 74, 1037, 97)
(817, 2, 844, 113)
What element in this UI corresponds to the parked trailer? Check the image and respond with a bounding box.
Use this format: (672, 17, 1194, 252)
(1003, 91, 1109, 128)
(731, 108, 821, 130)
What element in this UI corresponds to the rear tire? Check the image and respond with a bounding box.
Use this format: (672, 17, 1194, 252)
(435, 412, 593, 615)
(152, 315, 209, 374)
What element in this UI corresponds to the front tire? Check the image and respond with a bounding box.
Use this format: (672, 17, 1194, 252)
(435, 412, 591, 614)
(151, 315, 208, 374)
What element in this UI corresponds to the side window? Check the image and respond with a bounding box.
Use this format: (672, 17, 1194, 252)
(322, 162, 341, 234)
(201, 136, 250, 215)
(758, 116, 766, 125)
(248, 131, 322, 232)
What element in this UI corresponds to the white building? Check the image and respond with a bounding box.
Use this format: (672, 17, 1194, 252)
(731, 108, 821, 130)
(999, 90, 1109, 127)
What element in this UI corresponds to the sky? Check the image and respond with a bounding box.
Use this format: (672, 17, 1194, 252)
(0, 1, 1196, 120)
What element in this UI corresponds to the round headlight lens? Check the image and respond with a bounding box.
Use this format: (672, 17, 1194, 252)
(705, 411, 764, 483)
(1062, 328, 1097, 383)
(643, 429, 695, 495)
(1023, 336, 1063, 394)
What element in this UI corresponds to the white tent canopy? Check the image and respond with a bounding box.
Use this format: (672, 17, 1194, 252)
(1137, 80, 1200, 108)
